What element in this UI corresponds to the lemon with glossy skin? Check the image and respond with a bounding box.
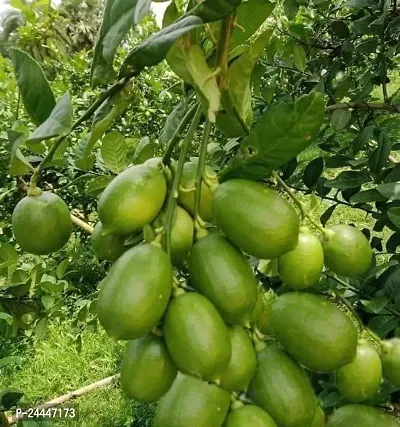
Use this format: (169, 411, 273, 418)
(12, 190, 72, 255)
(224, 405, 277, 427)
(163, 292, 231, 382)
(170, 206, 194, 263)
(381, 339, 400, 388)
(270, 292, 358, 372)
(322, 225, 372, 277)
(212, 180, 300, 259)
(98, 163, 166, 235)
(97, 244, 173, 340)
(278, 229, 324, 289)
(120, 336, 177, 402)
(336, 342, 382, 402)
(91, 221, 126, 261)
(327, 404, 399, 427)
(154, 373, 231, 427)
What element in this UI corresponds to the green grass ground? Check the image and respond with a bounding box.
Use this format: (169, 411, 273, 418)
(0, 322, 154, 426)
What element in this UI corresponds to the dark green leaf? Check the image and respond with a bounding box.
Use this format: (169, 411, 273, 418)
(388, 207, 400, 229)
(293, 44, 306, 72)
(330, 109, 351, 131)
(133, 137, 156, 164)
(10, 48, 56, 126)
(361, 296, 389, 314)
(316, 177, 332, 196)
(350, 189, 387, 203)
(8, 131, 34, 176)
(303, 157, 324, 188)
(352, 125, 374, 154)
(368, 316, 398, 337)
(101, 131, 127, 174)
(386, 233, 400, 254)
(384, 165, 400, 183)
(0, 312, 13, 326)
(119, 16, 203, 78)
(159, 99, 188, 146)
(0, 389, 24, 411)
(377, 183, 400, 201)
(219, 92, 325, 181)
(90, 0, 152, 87)
(320, 204, 337, 226)
(187, 0, 242, 23)
(331, 20, 350, 38)
(27, 93, 73, 143)
(86, 175, 114, 197)
(325, 171, 371, 189)
(284, 0, 299, 20)
(368, 131, 393, 177)
(35, 318, 47, 340)
(334, 76, 352, 99)
(230, 0, 275, 49)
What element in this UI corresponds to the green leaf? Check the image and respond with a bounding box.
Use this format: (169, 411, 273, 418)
(388, 208, 400, 229)
(56, 259, 69, 279)
(0, 389, 24, 411)
(293, 44, 306, 72)
(219, 92, 325, 181)
(350, 188, 387, 203)
(76, 89, 134, 169)
(320, 205, 337, 226)
(361, 296, 389, 314)
(8, 131, 34, 176)
(159, 99, 188, 146)
(133, 137, 156, 164)
(185, 45, 221, 122)
(217, 30, 273, 137)
(284, 0, 299, 20)
(90, 0, 152, 88)
(35, 318, 47, 340)
(330, 109, 351, 131)
(10, 48, 56, 126)
(119, 16, 203, 78)
(331, 20, 350, 38)
(352, 124, 374, 154)
(0, 243, 18, 262)
(368, 316, 398, 337)
(27, 93, 73, 143)
(334, 76, 352, 100)
(377, 183, 400, 201)
(101, 131, 127, 174)
(325, 171, 372, 189)
(303, 157, 324, 188)
(0, 312, 13, 325)
(230, 0, 275, 49)
(188, 0, 242, 23)
(368, 131, 393, 177)
(86, 175, 114, 197)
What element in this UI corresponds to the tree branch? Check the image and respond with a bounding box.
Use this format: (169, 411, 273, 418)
(216, 14, 235, 90)
(7, 375, 120, 425)
(71, 215, 94, 234)
(325, 102, 400, 113)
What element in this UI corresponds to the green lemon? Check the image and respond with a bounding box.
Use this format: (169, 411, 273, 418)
(248, 290, 265, 326)
(257, 303, 274, 336)
(270, 292, 358, 372)
(219, 326, 257, 392)
(336, 342, 382, 402)
(249, 343, 317, 427)
(212, 180, 300, 259)
(326, 404, 399, 427)
(224, 405, 278, 427)
(154, 373, 231, 427)
(311, 405, 326, 427)
(322, 225, 372, 277)
(178, 162, 216, 222)
(12, 190, 72, 255)
(278, 230, 324, 289)
(163, 292, 232, 382)
(381, 339, 400, 388)
(189, 233, 258, 325)
(98, 163, 167, 235)
(91, 221, 126, 261)
(120, 336, 177, 402)
(170, 206, 194, 263)
(97, 244, 172, 340)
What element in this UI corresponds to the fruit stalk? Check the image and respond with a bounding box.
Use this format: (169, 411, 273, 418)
(272, 171, 328, 238)
(164, 105, 203, 256)
(333, 291, 364, 334)
(194, 118, 212, 228)
(162, 102, 199, 166)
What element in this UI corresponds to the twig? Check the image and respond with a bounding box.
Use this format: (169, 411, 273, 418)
(71, 215, 94, 234)
(379, 0, 389, 104)
(7, 375, 120, 425)
(216, 14, 235, 90)
(333, 290, 364, 334)
(164, 105, 203, 256)
(325, 102, 400, 113)
(194, 119, 212, 226)
(162, 103, 199, 166)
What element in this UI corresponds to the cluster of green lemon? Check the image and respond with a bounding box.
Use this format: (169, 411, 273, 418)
(11, 159, 400, 427)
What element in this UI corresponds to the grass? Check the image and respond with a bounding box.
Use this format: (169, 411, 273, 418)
(0, 322, 154, 426)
